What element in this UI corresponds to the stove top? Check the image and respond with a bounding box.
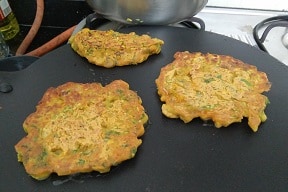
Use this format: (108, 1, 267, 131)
(197, 7, 288, 66)
(72, 13, 206, 35)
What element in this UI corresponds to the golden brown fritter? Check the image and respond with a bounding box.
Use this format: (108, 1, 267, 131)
(15, 80, 148, 180)
(155, 51, 271, 132)
(69, 28, 164, 68)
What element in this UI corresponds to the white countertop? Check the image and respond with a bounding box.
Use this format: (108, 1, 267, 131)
(196, 7, 288, 66)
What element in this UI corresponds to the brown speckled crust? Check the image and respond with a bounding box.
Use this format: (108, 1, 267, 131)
(15, 80, 148, 180)
(69, 28, 164, 68)
(155, 51, 271, 132)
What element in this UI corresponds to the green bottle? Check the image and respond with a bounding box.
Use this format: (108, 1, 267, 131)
(0, 0, 19, 40)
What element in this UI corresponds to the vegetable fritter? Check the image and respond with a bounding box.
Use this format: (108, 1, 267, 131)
(155, 51, 271, 132)
(15, 80, 148, 180)
(69, 28, 164, 68)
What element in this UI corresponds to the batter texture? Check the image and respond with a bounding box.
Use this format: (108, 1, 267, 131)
(69, 28, 164, 68)
(15, 80, 148, 180)
(155, 51, 271, 132)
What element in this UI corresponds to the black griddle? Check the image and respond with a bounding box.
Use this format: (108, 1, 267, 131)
(1, 26, 288, 192)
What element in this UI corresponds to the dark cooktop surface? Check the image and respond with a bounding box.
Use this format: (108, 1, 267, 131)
(1, 26, 288, 192)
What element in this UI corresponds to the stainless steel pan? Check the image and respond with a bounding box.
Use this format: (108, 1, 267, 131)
(85, 0, 208, 25)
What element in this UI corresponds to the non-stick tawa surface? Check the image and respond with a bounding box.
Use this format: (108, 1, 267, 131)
(1, 26, 287, 192)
